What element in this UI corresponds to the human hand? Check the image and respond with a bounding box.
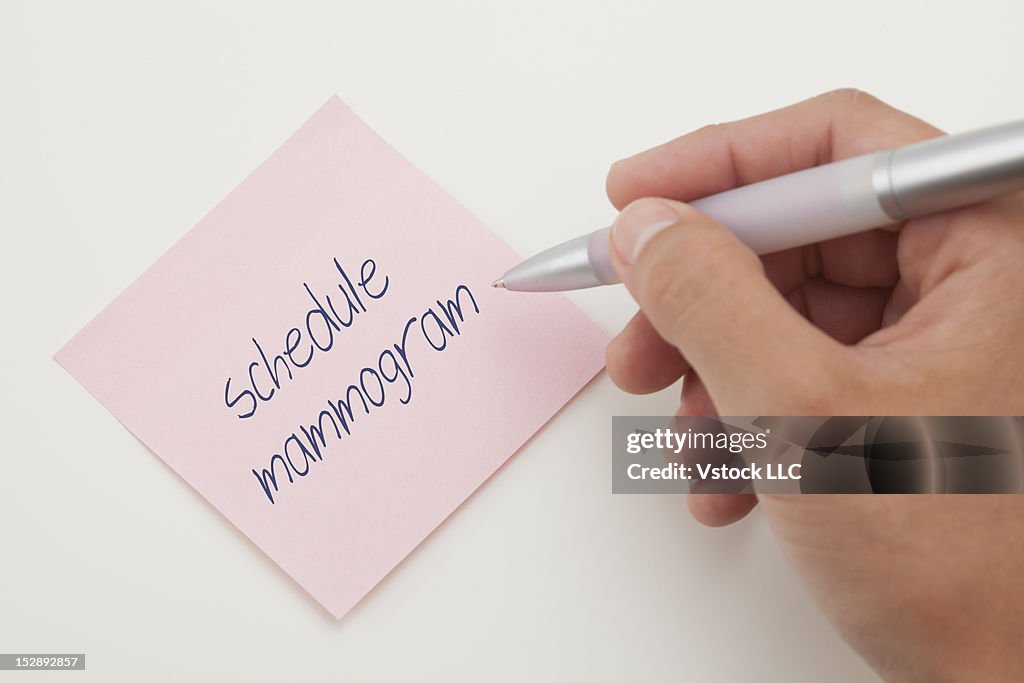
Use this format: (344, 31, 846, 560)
(604, 90, 1024, 681)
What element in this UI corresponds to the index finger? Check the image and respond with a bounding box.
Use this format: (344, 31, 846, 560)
(606, 89, 943, 211)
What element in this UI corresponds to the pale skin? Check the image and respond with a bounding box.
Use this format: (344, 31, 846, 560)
(603, 90, 1024, 682)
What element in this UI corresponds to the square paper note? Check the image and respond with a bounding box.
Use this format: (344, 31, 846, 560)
(57, 96, 607, 618)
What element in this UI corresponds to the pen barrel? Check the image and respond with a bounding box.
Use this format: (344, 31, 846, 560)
(500, 118, 1024, 291)
(690, 153, 891, 254)
(877, 119, 1024, 219)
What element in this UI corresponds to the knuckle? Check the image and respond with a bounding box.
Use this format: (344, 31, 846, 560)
(636, 226, 753, 334)
(639, 243, 695, 319)
(695, 122, 728, 135)
(821, 87, 883, 109)
(692, 122, 733, 144)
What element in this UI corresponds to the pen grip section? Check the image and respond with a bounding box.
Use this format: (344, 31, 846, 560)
(691, 153, 891, 255)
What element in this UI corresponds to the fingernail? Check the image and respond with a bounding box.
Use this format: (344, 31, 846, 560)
(611, 199, 679, 264)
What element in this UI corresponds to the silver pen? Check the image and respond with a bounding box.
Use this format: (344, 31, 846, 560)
(492, 119, 1024, 292)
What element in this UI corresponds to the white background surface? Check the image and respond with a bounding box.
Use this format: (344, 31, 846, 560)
(2, 1, 1022, 681)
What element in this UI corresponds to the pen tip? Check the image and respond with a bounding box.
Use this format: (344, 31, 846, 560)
(491, 278, 505, 289)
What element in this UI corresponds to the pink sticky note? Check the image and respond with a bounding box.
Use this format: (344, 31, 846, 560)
(56, 96, 607, 618)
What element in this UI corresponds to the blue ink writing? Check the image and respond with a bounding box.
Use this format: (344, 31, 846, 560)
(222, 256, 480, 505)
(223, 258, 389, 419)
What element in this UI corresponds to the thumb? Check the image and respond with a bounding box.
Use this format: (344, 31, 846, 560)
(610, 197, 853, 414)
